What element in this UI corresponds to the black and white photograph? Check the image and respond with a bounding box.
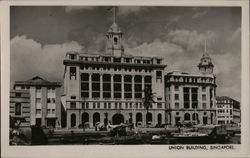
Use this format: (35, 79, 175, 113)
(1, 1, 249, 158)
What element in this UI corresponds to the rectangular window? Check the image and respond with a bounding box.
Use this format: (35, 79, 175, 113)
(70, 54, 76, 60)
(93, 103, 96, 109)
(157, 103, 162, 109)
(175, 94, 179, 100)
(108, 103, 111, 109)
(202, 94, 206, 101)
(202, 103, 206, 109)
(71, 96, 76, 99)
(15, 103, 21, 115)
(47, 98, 51, 103)
(156, 71, 162, 79)
(175, 102, 179, 109)
(36, 109, 41, 114)
(52, 109, 55, 114)
(70, 67, 77, 80)
(183, 87, 190, 108)
(70, 102, 76, 109)
(202, 86, 206, 92)
(175, 86, 179, 91)
(15, 93, 21, 97)
(104, 103, 107, 109)
(82, 103, 85, 109)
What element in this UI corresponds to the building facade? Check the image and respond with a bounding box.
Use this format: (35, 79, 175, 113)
(165, 54, 217, 126)
(13, 76, 62, 128)
(10, 90, 31, 127)
(63, 21, 167, 128)
(216, 96, 241, 125)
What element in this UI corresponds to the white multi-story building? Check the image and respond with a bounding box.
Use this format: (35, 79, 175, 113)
(63, 21, 167, 128)
(165, 53, 217, 126)
(13, 76, 62, 128)
(216, 96, 241, 125)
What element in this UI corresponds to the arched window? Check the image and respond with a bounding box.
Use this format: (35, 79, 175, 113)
(184, 113, 191, 120)
(146, 112, 153, 124)
(82, 112, 89, 125)
(71, 114, 76, 128)
(114, 37, 118, 45)
(136, 113, 143, 126)
(15, 103, 21, 115)
(93, 112, 100, 126)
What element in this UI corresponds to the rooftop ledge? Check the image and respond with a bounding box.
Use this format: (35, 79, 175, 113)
(63, 59, 167, 68)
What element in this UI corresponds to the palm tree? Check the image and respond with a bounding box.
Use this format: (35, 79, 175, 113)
(142, 87, 155, 127)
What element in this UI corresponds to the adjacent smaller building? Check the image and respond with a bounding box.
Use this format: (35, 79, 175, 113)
(216, 96, 241, 125)
(165, 53, 217, 126)
(13, 76, 62, 128)
(10, 90, 31, 127)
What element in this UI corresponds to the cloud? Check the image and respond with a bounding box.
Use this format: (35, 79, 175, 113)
(65, 6, 95, 13)
(10, 35, 84, 86)
(117, 6, 143, 16)
(168, 29, 217, 53)
(192, 10, 207, 19)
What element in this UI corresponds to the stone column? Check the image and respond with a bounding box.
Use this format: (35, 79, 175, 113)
(89, 73, 92, 99)
(111, 74, 114, 99)
(121, 75, 124, 99)
(132, 75, 135, 99)
(100, 74, 103, 99)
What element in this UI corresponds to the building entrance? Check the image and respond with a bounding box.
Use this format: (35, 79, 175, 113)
(112, 113, 124, 125)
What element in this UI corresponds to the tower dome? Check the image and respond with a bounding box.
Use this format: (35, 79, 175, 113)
(198, 53, 214, 74)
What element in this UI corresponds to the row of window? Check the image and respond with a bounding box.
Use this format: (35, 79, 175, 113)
(217, 105, 232, 108)
(69, 54, 162, 65)
(173, 102, 207, 109)
(36, 109, 55, 114)
(35, 98, 56, 104)
(80, 65, 154, 73)
(167, 76, 214, 84)
(70, 102, 164, 109)
(15, 86, 56, 92)
(170, 94, 207, 101)
(217, 109, 233, 114)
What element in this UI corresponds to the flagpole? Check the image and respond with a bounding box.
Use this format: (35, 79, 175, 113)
(113, 7, 116, 24)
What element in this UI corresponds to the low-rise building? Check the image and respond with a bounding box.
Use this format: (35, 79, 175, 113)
(10, 90, 31, 127)
(13, 76, 62, 128)
(216, 96, 241, 125)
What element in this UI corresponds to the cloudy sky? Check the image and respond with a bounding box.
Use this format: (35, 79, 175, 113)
(10, 6, 241, 101)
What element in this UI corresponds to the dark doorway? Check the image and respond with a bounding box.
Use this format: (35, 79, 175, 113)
(112, 113, 124, 125)
(146, 112, 152, 125)
(184, 113, 191, 121)
(157, 113, 162, 125)
(93, 112, 100, 126)
(71, 114, 76, 128)
(36, 118, 41, 126)
(211, 113, 214, 124)
(82, 112, 89, 125)
(203, 117, 208, 125)
(47, 118, 56, 128)
(175, 117, 181, 125)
